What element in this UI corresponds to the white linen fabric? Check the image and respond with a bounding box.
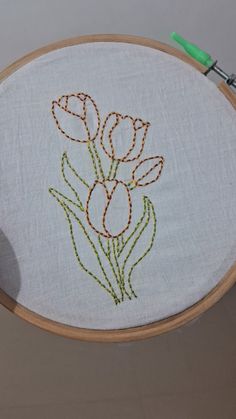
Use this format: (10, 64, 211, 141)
(0, 42, 236, 329)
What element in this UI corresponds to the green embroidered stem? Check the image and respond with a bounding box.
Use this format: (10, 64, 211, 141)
(121, 197, 151, 298)
(98, 235, 123, 299)
(49, 189, 120, 304)
(115, 237, 133, 299)
(98, 235, 109, 259)
(49, 187, 84, 212)
(107, 239, 111, 258)
(118, 196, 147, 256)
(83, 112, 105, 180)
(91, 142, 105, 179)
(87, 142, 99, 180)
(62, 152, 89, 189)
(61, 153, 85, 209)
(116, 237, 120, 254)
(112, 161, 119, 179)
(112, 239, 132, 301)
(107, 160, 119, 180)
(108, 160, 114, 180)
(111, 238, 124, 300)
(127, 199, 157, 297)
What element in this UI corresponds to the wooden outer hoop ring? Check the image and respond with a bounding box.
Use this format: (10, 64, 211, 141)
(0, 34, 235, 342)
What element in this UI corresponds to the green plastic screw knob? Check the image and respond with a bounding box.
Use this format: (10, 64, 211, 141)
(170, 32, 214, 67)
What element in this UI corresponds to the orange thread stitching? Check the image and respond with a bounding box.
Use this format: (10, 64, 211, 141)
(100, 112, 150, 162)
(102, 180, 132, 238)
(132, 156, 165, 187)
(86, 179, 132, 239)
(51, 93, 100, 143)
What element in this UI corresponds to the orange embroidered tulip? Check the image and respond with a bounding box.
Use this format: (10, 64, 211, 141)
(86, 180, 132, 238)
(132, 156, 164, 187)
(51, 93, 100, 143)
(100, 112, 150, 162)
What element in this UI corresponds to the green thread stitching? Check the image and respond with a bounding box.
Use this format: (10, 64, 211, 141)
(116, 237, 120, 254)
(107, 160, 119, 180)
(111, 238, 124, 300)
(98, 235, 124, 299)
(49, 188, 120, 304)
(62, 151, 89, 189)
(66, 204, 120, 303)
(118, 196, 148, 256)
(97, 235, 108, 257)
(83, 113, 104, 181)
(112, 161, 119, 179)
(108, 160, 114, 180)
(91, 142, 105, 179)
(107, 239, 111, 258)
(127, 198, 157, 297)
(49, 187, 84, 212)
(63, 206, 118, 303)
(87, 142, 99, 180)
(112, 238, 132, 301)
(61, 153, 85, 209)
(121, 197, 151, 298)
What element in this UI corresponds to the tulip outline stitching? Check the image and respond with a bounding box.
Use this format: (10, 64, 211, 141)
(49, 92, 165, 304)
(100, 112, 150, 162)
(132, 155, 164, 187)
(52, 93, 100, 143)
(86, 179, 132, 238)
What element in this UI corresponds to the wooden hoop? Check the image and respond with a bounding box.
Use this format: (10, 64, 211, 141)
(0, 34, 235, 342)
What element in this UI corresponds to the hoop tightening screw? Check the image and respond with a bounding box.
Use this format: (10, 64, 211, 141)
(170, 32, 236, 90)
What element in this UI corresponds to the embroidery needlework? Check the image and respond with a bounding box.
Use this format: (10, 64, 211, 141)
(49, 92, 165, 305)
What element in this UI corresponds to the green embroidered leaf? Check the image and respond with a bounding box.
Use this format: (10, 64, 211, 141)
(127, 198, 157, 296)
(120, 197, 157, 297)
(49, 187, 84, 212)
(61, 151, 89, 210)
(49, 189, 120, 304)
(118, 195, 148, 257)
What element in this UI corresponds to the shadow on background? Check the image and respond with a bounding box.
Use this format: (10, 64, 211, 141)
(0, 229, 21, 309)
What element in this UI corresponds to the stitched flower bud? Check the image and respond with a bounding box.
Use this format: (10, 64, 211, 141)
(132, 156, 164, 187)
(51, 93, 100, 143)
(86, 180, 132, 238)
(100, 113, 150, 162)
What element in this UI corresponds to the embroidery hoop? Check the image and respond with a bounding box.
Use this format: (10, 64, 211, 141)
(0, 34, 235, 342)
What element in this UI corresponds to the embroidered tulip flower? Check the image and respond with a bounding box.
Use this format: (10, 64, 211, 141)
(100, 112, 150, 162)
(86, 180, 132, 238)
(132, 156, 164, 187)
(52, 93, 100, 143)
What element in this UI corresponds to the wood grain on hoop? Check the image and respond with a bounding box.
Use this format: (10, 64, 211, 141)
(0, 34, 235, 342)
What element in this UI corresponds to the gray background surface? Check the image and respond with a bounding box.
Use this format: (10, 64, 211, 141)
(0, 1, 235, 418)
